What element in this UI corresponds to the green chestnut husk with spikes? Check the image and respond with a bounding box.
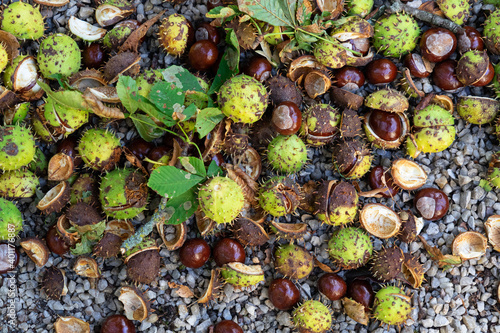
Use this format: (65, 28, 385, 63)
(313, 37, 347, 69)
(373, 13, 420, 58)
(345, 0, 373, 17)
(488, 152, 500, 188)
(1, 2, 44, 40)
(221, 262, 265, 289)
(198, 176, 245, 224)
(78, 128, 122, 171)
(372, 286, 412, 326)
(274, 243, 314, 280)
(0, 198, 23, 241)
(258, 176, 301, 217)
(0, 169, 39, 198)
(484, 9, 500, 55)
(267, 134, 308, 173)
(436, 0, 469, 25)
(37, 33, 81, 79)
(328, 227, 373, 270)
(0, 125, 36, 171)
(293, 300, 332, 333)
(315, 180, 358, 226)
(457, 96, 500, 125)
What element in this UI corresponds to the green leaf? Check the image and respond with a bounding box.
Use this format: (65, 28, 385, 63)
(163, 188, 199, 225)
(179, 103, 197, 121)
(117, 76, 140, 113)
(137, 95, 176, 127)
(208, 30, 240, 95)
(206, 5, 240, 20)
(148, 81, 185, 118)
(480, 179, 493, 192)
(70, 221, 106, 255)
(131, 114, 165, 142)
(179, 156, 206, 177)
(195, 107, 225, 138)
(38, 80, 91, 111)
(71, 235, 93, 255)
(284, 0, 300, 26)
(148, 165, 204, 198)
(207, 160, 223, 178)
(161, 66, 204, 92)
(237, 0, 293, 27)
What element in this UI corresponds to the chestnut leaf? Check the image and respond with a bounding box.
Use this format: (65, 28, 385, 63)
(208, 29, 239, 95)
(162, 188, 199, 225)
(195, 107, 225, 138)
(237, 0, 294, 27)
(148, 166, 204, 198)
(160, 66, 205, 93)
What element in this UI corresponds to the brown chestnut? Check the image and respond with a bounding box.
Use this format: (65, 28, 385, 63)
(368, 109, 402, 142)
(213, 238, 245, 267)
(271, 101, 302, 135)
(211, 153, 226, 167)
(365, 58, 397, 85)
(45, 225, 70, 256)
(127, 137, 153, 160)
(179, 238, 211, 268)
(268, 278, 301, 310)
(82, 43, 106, 69)
(0, 243, 19, 275)
(244, 56, 272, 82)
(472, 61, 494, 87)
(101, 314, 136, 333)
(214, 320, 243, 333)
(334, 66, 365, 90)
(195, 22, 220, 45)
(346, 279, 374, 311)
(420, 27, 457, 63)
(147, 146, 170, 162)
(414, 187, 449, 221)
(188, 40, 219, 71)
(318, 273, 347, 301)
(432, 60, 464, 91)
(457, 26, 484, 54)
(404, 53, 431, 78)
(57, 135, 82, 167)
(368, 166, 399, 198)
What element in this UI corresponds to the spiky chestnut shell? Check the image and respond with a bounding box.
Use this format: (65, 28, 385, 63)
(300, 103, 340, 146)
(258, 176, 301, 217)
(0, 125, 36, 171)
(315, 180, 358, 226)
(328, 227, 372, 270)
(373, 13, 420, 58)
(125, 243, 161, 284)
(402, 253, 425, 288)
(0, 198, 23, 241)
(373, 286, 412, 326)
(0, 169, 39, 198)
(370, 246, 404, 282)
(346, 0, 374, 17)
(70, 173, 99, 206)
(198, 176, 245, 224)
(267, 134, 308, 173)
(41, 266, 67, 300)
(484, 9, 500, 55)
(3, 55, 31, 91)
(456, 50, 490, 86)
(158, 14, 190, 56)
(136, 69, 163, 98)
(218, 74, 268, 124)
(78, 128, 121, 171)
(93, 232, 122, 258)
(364, 88, 409, 113)
(313, 37, 347, 69)
(332, 139, 372, 179)
(274, 243, 314, 280)
(406, 105, 455, 158)
(266, 75, 303, 107)
(28, 147, 48, 175)
(436, 0, 469, 25)
(293, 300, 332, 333)
(103, 25, 134, 50)
(99, 168, 149, 219)
(37, 34, 81, 79)
(221, 262, 265, 289)
(488, 152, 500, 188)
(457, 96, 499, 125)
(44, 97, 89, 134)
(0, 44, 7, 74)
(1, 2, 44, 40)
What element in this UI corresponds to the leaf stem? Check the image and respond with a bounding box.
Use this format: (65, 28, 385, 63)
(176, 122, 204, 161)
(296, 28, 363, 57)
(248, 17, 263, 35)
(129, 115, 180, 138)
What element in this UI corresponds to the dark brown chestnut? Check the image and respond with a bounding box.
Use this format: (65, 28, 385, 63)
(414, 187, 449, 221)
(268, 278, 301, 310)
(0, 243, 19, 275)
(147, 146, 170, 162)
(432, 60, 464, 91)
(179, 238, 211, 269)
(101, 314, 136, 333)
(127, 137, 153, 160)
(214, 320, 243, 333)
(346, 279, 374, 311)
(420, 27, 457, 63)
(271, 101, 302, 135)
(213, 238, 245, 267)
(45, 225, 70, 256)
(368, 109, 402, 142)
(82, 43, 106, 69)
(244, 56, 272, 82)
(57, 135, 82, 167)
(457, 26, 484, 54)
(211, 153, 226, 167)
(334, 66, 365, 90)
(365, 58, 397, 85)
(368, 166, 399, 198)
(195, 22, 220, 45)
(188, 40, 219, 71)
(404, 53, 431, 78)
(318, 273, 347, 301)
(472, 61, 494, 87)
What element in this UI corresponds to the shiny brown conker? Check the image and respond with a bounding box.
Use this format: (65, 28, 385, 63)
(404, 53, 431, 78)
(271, 101, 302, 135)
(318, 273, 347, 301)
(211, 153, 226, 167)
(0, 243, 19, 275)
(213, 238, 245, 267)
(365, 58, 398, 85)
(127, 137, 153, 160)
(368, 109, 402, 142)
(334, 66, 365, 90)
(268, 278, 301, 310)
(179, 238, 211, 268)
(414, 187, 449, 221)
(457, 26, 484, 54)
(244, 56, 272, 82)
(368, 166, 399, 198)
(346, 279, 374, 311)
(101, 314, 136, 333)
(214, 320, 243, 333)
(45, 225, 70, 256)
(195, 22, 220, 45)
(188, 40, 219, 71)
(82, 43, 106, 69)
(472, 61, 494, 87)
(420, 27, 457, 63)
(432, 60, 464, 91)
(57, 135, 82, 167)
(147, 146, 169, 162)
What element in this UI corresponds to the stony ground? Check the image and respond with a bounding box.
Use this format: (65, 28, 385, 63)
(2, 0, 500, 332)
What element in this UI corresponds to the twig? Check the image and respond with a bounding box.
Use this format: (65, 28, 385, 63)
(388, 0, 464, 34)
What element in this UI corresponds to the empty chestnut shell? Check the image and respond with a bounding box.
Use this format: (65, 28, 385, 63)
(414, 187, 449, 221)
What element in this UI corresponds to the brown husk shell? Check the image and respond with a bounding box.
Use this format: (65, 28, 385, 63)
(48, 153, 74, 181)
(359, 203, 401, 239)
(340, 108, 362, 138)
(103, 52, 141, 84)
(452, 231, 488, 260)
(73, 256, 100, 278)
(36, 181, 70, 214)
(233, 217, 270, 247)
(41, 266, 67, 300)
(271, 221, 308, 241)
(126, 247, 161, 284)
(398, 210, 424, 243)
(369, 246, 404, 282)
(93, 232, 123, 258)
(66, 202, 103, 232)
(329, 86, 364, 110)
(266, 75, 303, 107)
(342, 297, 369, 325)
(20, 237, 49, 267)
(485, 215, 500, 252)
(391, 159, 427, 190)
(118, 286, 151, 322)
(54, 316, 90, 333)
(157, 221, 187, 251)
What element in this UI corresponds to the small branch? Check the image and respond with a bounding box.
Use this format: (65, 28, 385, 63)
(388, 0, 464, 34)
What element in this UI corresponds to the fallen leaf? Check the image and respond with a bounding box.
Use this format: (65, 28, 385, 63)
(419, 235, 462, 269)
(168, 282, 194, 298)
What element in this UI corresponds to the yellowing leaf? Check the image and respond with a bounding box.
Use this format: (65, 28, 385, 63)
(168, 282, 194, 298)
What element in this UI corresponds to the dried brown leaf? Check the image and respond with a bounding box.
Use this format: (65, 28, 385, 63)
(168, 282, 195, 298)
